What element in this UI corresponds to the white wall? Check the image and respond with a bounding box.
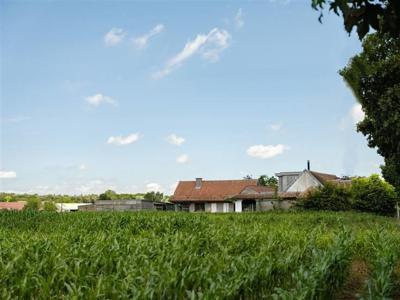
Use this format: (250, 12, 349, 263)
(56, 203, 92, 212)
(287, 171, 321, 192)
(234, 200, 242, 213)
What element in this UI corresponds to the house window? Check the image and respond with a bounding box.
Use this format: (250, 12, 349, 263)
(194, 203, 205, 212)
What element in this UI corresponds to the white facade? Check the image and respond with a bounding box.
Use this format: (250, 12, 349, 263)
(56, 203, 92, 212)
(287, 171, 322, 192)
(234, 200, 242, 213)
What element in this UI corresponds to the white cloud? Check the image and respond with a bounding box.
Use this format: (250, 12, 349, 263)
(247, 144, 288, 159)
(176, 154, 189, 164)
(85, 93, 117, 107)
(107, 133, 140, 146)
(351, 103, 365, 123)
(166, 134, 185, 146)
(269, 123, 282, 131)
(153, 27, 231, 78)
(104, 28, 126, 47)
(0, 171, 17, 179)
(146, 182, 163, 192)
(234, 8, 244, 29)
(78, 164, 87, 171)
(133, 24, 164, 49)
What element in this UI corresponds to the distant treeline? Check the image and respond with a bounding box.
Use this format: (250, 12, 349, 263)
(0, 190, 170, 203)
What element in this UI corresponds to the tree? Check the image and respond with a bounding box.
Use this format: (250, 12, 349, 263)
(312, 0, 400, 39)
(23, 197, 41, 211)
(43, 201, 57, 212)
(144, 192, 164, 202)
(351, 174, 397, 215)
(257, 175, 278, 187)
(340, 33, 400, 192)
(243, 174, 253, 180)
(99, 190, 117, 200)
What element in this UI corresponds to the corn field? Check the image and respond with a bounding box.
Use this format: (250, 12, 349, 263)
(0, 211, 399, 299)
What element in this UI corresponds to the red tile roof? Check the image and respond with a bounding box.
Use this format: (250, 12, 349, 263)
(233, 185, 276, 199)
(310, 171, 338, 184)
(0, 201, 26, 211)
(171, 179, 258, 202)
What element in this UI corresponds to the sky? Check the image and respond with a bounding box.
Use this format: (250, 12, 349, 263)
(0, 0, 383, 195)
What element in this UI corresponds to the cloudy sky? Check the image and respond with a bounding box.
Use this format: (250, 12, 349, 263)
(1, 0, 381, 195)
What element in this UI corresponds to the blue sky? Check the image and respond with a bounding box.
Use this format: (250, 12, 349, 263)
(1, 0, 382, 195)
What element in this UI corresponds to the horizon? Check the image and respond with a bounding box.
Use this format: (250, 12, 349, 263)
(1, 0, 383, 196)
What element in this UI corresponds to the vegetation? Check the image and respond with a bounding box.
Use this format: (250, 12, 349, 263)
(257, 175, 278, 187)
(0, 190, 170, 203)
(23, 197, 41, 211)
(352, 174, 397, 215)
(42, 201, 57, 212)
(300, 183, 353, 212)
(340, 33, 400, 194)
(0, 211, 399, 299)
(311, 0, 400, 39)
(299, 174, 399, 215)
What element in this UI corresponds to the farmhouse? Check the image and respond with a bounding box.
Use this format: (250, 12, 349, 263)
(171, 167, 344, 213)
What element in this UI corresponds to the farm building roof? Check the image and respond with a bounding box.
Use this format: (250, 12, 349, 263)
(0, 201, 26, 211)
(171, 179, 258, 202)
(309, 171, 339, 184)
(233, 185, 276, 199)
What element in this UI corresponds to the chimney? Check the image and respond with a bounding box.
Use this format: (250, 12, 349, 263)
(195, 178, 203, 189)
(307, 160, 310, 171)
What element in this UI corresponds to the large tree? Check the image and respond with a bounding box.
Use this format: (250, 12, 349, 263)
(312, 0, 400, 39)
(340, 33, 400, 191)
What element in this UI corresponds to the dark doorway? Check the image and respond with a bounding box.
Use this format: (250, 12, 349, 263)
(242, 200, 256, 212)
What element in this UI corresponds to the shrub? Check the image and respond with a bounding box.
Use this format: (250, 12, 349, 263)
(351, 174, 397, 216)
(298, 183, 353, 211)
(23, 197, 42, 211)
(43, 201, 57, 212)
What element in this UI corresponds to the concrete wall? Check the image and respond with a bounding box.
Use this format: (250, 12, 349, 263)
(279, 174, 300, 192)
(287, 171, 321, 193)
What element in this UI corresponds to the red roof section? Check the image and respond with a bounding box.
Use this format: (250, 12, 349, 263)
(233, 185, 276, 199)
(310, 171, 338, 184)
(171, 179, 258, 202)
(0, 201, 26, 211)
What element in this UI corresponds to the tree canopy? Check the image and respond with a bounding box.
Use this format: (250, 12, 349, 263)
(312, 0, 400, 39)
(340, 33, 400, 192)
(257, 175, 278, 187)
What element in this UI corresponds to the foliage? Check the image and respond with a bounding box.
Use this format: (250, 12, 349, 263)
(143, 191, 164, 202)
(311, 0, 400, 39)
(0, 193, 98, 204)
(0, 211, 399, 299)
(23, 197, 41, 211)
(257, 175, 278, 187)
(299, 175, 398, 215)
(42, 202, 57, 212)
(298, 183, 353, 211)
(98, 190, 117, 200)
(243, 174, 253, 180)
(339, 33, 400, 192)
(351, 174, 397, 216)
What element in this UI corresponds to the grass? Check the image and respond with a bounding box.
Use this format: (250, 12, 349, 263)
(0, 211, 399, 299)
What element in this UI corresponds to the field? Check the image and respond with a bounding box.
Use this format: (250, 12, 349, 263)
(0, 211, 399, 299)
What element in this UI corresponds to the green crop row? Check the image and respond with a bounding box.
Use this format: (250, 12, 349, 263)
(0, 211, 399, 299)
